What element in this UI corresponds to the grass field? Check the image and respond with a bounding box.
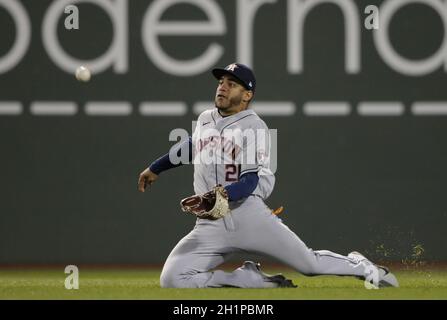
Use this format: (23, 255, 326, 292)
(1, 266, 446, 300)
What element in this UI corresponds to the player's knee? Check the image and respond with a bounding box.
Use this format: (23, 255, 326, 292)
(296, 254, 321, 276)
(160, 265, 192, 288)
(160, 267, 180, 288)
(159, 274, 170, 288)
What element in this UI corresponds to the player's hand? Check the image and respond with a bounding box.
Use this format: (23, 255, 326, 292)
(138, 168, 158, 192)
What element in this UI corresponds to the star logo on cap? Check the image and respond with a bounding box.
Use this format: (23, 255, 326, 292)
(249, 81, 253, 88)
(226, 63, 238, 71)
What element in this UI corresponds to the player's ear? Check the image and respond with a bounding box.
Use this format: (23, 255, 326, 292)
(243, 90, 253, 103)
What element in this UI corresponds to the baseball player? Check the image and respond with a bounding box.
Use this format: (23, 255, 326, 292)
(137, 63, 399, 289)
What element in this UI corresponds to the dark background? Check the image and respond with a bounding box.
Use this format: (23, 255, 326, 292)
(0, 0, 445, 265)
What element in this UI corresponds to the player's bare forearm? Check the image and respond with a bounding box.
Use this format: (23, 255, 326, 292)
(137, 168, 158, 192)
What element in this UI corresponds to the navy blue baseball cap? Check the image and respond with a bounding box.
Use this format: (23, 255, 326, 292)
(212, 63, 256, 92)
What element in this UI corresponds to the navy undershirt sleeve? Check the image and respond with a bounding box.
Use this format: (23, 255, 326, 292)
(224, 172, 259, 202)
(149, 137, 192, 175)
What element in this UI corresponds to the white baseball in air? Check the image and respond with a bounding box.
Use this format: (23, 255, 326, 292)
(75, 66, 91, 82)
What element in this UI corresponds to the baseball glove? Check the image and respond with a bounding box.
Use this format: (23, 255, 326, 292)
(180, 185, 230, 220)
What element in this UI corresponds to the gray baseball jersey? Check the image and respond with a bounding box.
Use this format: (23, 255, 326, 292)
(192, 108, 274, 199)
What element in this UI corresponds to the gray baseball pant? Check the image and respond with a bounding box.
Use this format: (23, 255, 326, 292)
(160, 196, 366, 288)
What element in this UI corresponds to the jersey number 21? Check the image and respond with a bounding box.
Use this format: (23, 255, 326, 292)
(225, 164, 240, 182)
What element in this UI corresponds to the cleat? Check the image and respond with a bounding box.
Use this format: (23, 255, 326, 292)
(348, 252, 399, 288)
(266, 274, 298, 288)
(239, 261, 297, 288)
(377, 266, 399, 288)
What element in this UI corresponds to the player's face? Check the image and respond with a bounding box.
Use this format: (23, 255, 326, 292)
(215, 75, 249, 115)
